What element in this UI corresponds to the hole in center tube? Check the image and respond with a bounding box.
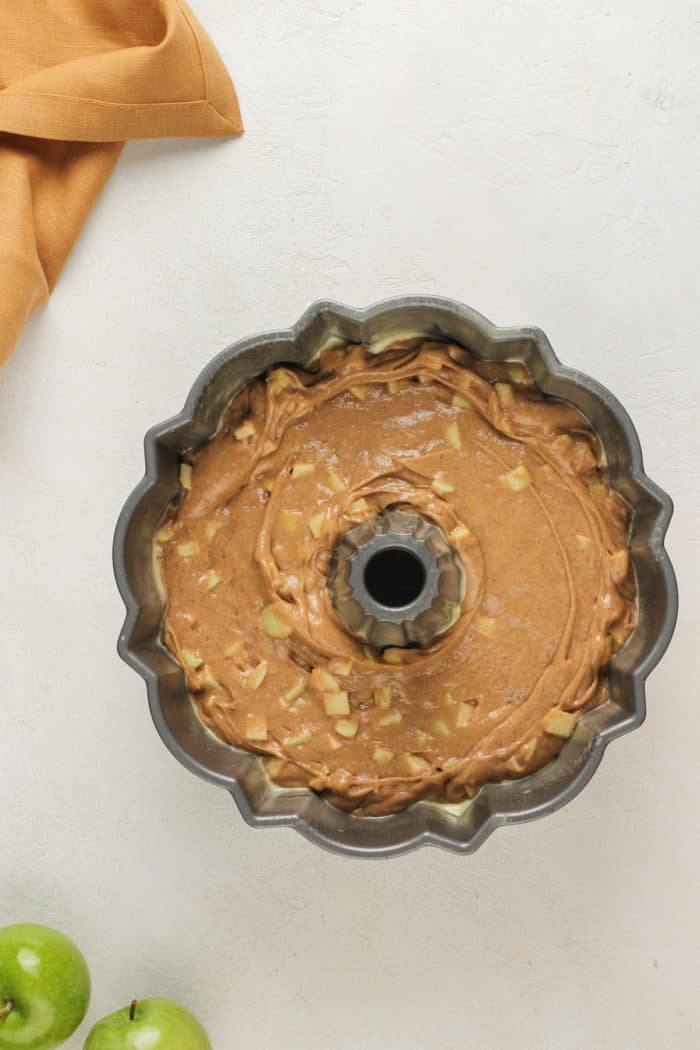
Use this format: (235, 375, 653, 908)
(363, 547, 427, 608)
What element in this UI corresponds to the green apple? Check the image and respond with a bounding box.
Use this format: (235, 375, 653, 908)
(84, 999, 211, 1050)
(0, 923, 91, 1050)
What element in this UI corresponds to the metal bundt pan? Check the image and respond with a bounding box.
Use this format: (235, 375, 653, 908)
(113, 296, 678, 858)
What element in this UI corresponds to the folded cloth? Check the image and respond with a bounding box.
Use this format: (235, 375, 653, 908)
(0, 0, 243, 365)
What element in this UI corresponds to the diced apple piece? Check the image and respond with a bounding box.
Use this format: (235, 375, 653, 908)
(609, 549, 629, 585)
(387, 380, 403, 394)
(268, 368, 296, 389)
(261, 439, 276, 457)
(334, 717, 359, 739)
(433, 718, 450, 736)
(456, 702, 474, 728)
(449, 524, 472, 544)
(199, 666, 220, 689)
(225, 639, 244, 658)
(349, 385, 369, 400)
(327, 734, 343, 752)
(285, 730, 311, 747)
(291, 462, 314, 479)
(281, 509, 303, 535)
(415, 730, 430, 747)
(179, 463, 192, 490)
(246, 715, 268, 741)
(261, 604, 293, 639)
(328, 658, 353, 676)
(542, 709, 577, 738)
(378, 709, 403, 727)
(431, 477, 455, 495)
(234, 419, 257, 440)
(309, 511, 326, 538)
(204, 570, 222, 591)
(265, 757, 286, 777)
(402, 754, 430, 775)
(507, 363, 528, 385)
(575, 534, 591, 551)
(247, 660, 268, 689)
(500, 465, 532, 492)
(284, 679, 305, 703)
(176, 542, 199, 558)
(324, 691, 351, 717)
(373, 685, 393, 708)
(475, 615, 497, 638)
(156, 524, 174, 542)
(373, 747, 394, 765)
(350, 498, 369, 514)
(495, 382, 515, 408)
(311, 668, 340, 692)
(182, 649, 203, 670)
(445, 423, 462, 450)
(452, 393, 473, 409)
(382, 648, 404, 665)
(328, 471, 347, 493)
(505, 737, 537, 773)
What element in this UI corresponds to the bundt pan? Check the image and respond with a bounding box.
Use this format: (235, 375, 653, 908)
(113, 296, 677, 858)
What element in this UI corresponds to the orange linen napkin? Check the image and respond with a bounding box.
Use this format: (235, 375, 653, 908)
(0, 1, 243, 365)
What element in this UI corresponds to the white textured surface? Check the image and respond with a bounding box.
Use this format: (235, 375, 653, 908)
(1, 1, 698, 1047)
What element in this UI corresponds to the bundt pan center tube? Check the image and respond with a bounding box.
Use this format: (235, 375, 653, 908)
(328, 508, 464, 650)
(113, 297, 677, 858)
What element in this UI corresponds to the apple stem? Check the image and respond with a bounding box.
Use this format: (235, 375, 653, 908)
(0, 999, 14, 1022)
(129, 1000, 138, 1022)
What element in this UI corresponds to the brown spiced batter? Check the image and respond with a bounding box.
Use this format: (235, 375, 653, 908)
(156, 340, 637, 816)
